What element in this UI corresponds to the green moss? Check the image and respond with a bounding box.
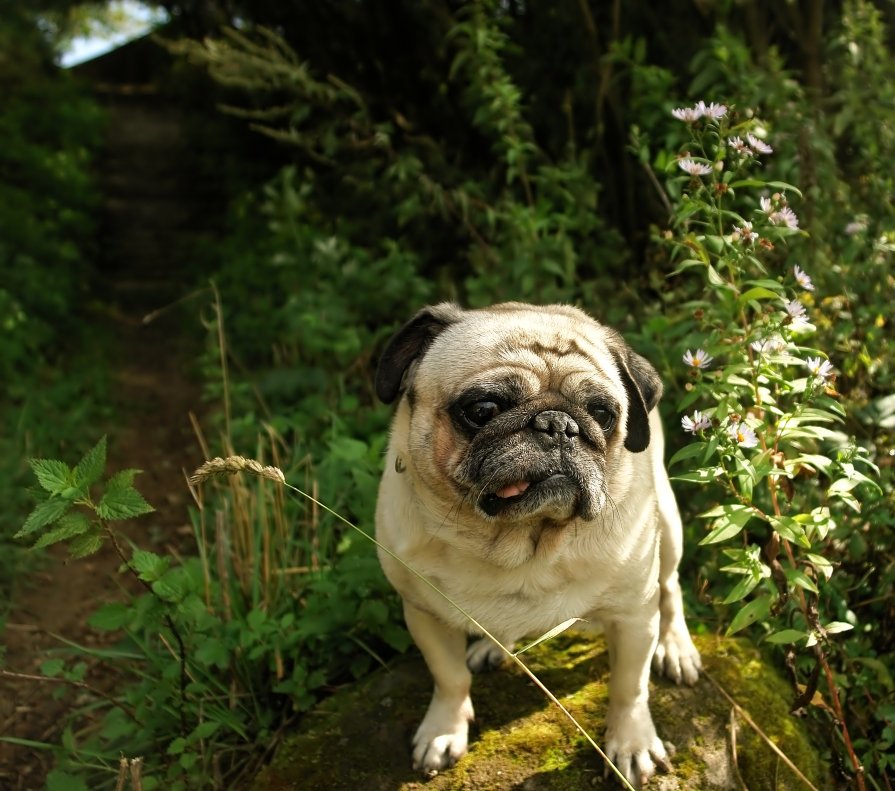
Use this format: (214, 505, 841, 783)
(251, 632, 828, 790)
(699, 636, 828, 789)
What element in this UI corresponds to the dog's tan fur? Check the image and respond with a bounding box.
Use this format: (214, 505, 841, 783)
(375, 303, 701, 785)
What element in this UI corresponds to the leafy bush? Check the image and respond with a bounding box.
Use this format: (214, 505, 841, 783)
(0, 9, 106, 602)
(639, 100, 880, 786)
(15, 436, 410, 789)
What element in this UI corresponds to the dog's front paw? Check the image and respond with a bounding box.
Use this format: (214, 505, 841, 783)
(604, 703, 671, 788)
(412, 695, 474, 776)
(652, 619, 701, 686)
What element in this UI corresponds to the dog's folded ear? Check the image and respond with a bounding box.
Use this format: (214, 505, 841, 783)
(376, 303, 464, 404)
(609, 344, 663, 453)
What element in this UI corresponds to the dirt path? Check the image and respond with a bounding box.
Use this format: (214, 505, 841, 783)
(0, 84, 212, 790)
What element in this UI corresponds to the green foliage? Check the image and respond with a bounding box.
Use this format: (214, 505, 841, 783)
(8, 0, 895, 788)
(634, 90, 891, 785)
(0, 5, 107, 604)
(175, 3, 894, 786)
(17, 435, 410, 788)
(18, 437, 155, 555)
(0, 18, 102, 381)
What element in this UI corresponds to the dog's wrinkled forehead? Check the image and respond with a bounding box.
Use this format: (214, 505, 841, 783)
(415, 305, 621, 400)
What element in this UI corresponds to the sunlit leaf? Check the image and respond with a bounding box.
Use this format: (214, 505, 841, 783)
(513, 618, 584, 656)
(725, 594, 771, 636)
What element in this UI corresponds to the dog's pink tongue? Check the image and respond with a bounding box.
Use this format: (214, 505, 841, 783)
(495, 480, 530, 499)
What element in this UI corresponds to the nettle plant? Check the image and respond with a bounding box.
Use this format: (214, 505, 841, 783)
(659, 100, 878, 784)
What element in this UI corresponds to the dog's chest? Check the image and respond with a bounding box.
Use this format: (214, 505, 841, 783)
(426, 553, 618, 639)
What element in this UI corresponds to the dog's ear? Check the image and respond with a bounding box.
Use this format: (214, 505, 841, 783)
(375, 303, 464, 404)
(610, 344, 663, 453)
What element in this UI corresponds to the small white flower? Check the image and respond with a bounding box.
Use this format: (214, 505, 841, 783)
(845, 218, 868, 235)
(732, 220, 759, 243)
(772, 206, 799, 229)
(785, 299, 811, 331)
(806, 357, 834, 382)
(728, 420, 759, 448)
(746, 133, 773, 155)
(696, 101, 727, 120)
(678, 158, 713, 176)
(750, 335, 787, 354)
(760, 196, 799, 229)
(793, 264, 814, 291)
(682, 410, 712, 434)
(672, 105, 702, 122)
(683, 348, 714, 369)
(728, 136, 752, 154)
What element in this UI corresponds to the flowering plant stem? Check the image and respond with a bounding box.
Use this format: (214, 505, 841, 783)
(659, 99, 877, 789)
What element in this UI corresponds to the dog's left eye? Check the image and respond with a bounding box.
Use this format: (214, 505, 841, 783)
(589, 404, 616, 433)
(460, 400, 502, 429)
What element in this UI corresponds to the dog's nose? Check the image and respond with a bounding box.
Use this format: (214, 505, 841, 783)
(531, 410, 579, 438)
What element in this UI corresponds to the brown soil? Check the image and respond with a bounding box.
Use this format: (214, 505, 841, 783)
(0, 84, 213, 790)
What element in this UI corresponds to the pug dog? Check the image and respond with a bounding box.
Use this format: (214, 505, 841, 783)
(374, 302, 701, 786)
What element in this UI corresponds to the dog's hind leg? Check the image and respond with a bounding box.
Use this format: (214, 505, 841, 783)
(465, 635, 514, 673)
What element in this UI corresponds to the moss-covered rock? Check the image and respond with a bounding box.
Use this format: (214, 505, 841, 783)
(250, 633, 827, 790)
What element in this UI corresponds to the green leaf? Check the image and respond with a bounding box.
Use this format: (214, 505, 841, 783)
(32, 512, 92, 549)
(29, 459, 72, 495)
(669, 258, 707, 276)
(668, 441, 709, 468)
(699, 505, 755, 545)
(167, 737, 187, 756)
(771, 516, 811, 548)
(192, 720, 221, 741)
(97, 470, 154, 521)
(246, 608, 267, 631)
(46, 770, 90, 791)
(68, 530, 104, 559)
(785, 568, 819, 594)
(728, 179, 803, 198)
(88, 602, 131, 631)
(72, 436, 107, 489)
(151, 578, 185, 603)
(722, 574, 761, 604)
(672, 467, 724, 484)
(180, 752, 198, 771)
(764, 629, 809, 645)
(131, 549, 169, 582)
(824, 621, 855, 635)
(807, 552, 834, 580)
(700, 518, 746, 545)
(725, 594, 771, 636)
(704, 236, 726, 256)
(699, 504, 754, 519)
(706, 263, 726, 286)
(194, 638, 230, 669)
(738, 286, 780, 305)
(16, 497, 71, 538)
(41, 659, 65, 677)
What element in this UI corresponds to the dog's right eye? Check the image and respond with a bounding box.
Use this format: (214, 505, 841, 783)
(460, 400, 502, 429)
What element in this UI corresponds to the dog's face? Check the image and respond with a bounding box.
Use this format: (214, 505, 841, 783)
(376, 302, 662, 527)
